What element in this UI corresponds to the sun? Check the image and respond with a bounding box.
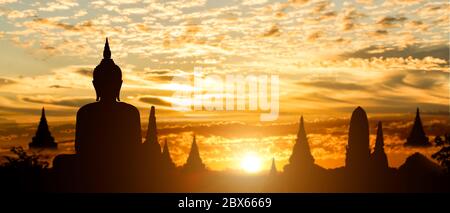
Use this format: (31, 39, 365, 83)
(240, 152, 262, 173)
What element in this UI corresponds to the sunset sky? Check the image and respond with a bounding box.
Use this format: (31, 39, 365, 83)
(0, 0, 448, 172)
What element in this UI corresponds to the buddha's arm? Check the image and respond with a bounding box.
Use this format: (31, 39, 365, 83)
(132, 108, 142, 145)
(74, 109, 85, 154)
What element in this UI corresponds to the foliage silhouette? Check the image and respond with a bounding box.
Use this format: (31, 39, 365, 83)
(0, 146, 49, 192)
(432, 134, 450, 173)
(3, 146, 49, 170)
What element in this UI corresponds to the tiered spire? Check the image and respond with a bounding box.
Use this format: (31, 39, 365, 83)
(371, 121, 388, 169)
(270, 157, 277, 176)
(405, 108, 430, 146)
(375, 122, 385, 152)
(29, 107, 57, 149)
(144, 106, 162, 157)
(183, 134, 206, 172)
(161, 139, 176, 170)
(284, 116, 315, 172)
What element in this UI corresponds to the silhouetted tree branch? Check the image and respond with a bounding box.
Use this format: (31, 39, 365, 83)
(2, 146, 49, 170)
(432, 134, 450, 173)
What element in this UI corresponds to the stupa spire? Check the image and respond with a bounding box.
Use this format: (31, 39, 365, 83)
(29, 107, 57, 149)
(375, 121, 385, 152)
(144, 106, 162, 159)
(371, 121, 388, 169)
(183, 134, 206, 172)
(270, 157, 277, 175)
(289, 116, 314, 165)
(162, 139, 175, 170)
(405, 107, 430, 146)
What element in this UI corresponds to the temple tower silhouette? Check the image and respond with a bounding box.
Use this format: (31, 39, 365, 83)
(345, 106, 370, 170)
(29, 107, 57, 149)
(405, 108, 430, 146)
(371, 121, 388, 169)
(183, 135, 206, 172)
(144, 106, 162, 163)
(161, 139, 176, 170)
(284, 116, 315, 172)
(270, 157, 277, 176)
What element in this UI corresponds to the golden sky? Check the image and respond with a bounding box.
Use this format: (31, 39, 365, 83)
(0, 0, 448, 172)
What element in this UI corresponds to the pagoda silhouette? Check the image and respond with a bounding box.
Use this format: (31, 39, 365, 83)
(183, 135, 206, 172)
(143, 106, 163, 167)
(270, 157, 277, 176)
(405, 108, 430, 146)
(161, 139, 176, 171)
(283, 116, 316, 173)
(370, 121, 388, 169)
(29, 107, 57, 149)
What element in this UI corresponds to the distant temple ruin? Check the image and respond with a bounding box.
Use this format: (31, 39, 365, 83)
(183, 135, 206, 172)
(29, 107, 57, 149)
(405, 108, 430, 146)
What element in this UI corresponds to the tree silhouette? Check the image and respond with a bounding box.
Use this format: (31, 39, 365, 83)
(2, 146, 48, 170)
(434, 135, 444, 146)
(431, 133, 450, 173)
(0, 146, 49, 192)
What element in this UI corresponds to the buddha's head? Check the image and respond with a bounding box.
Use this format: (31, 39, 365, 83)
(93, 38, 122, 102)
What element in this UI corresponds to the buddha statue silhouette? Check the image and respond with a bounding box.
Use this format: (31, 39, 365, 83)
(53, 38, 142, 192)
(75, 38, 141, 159)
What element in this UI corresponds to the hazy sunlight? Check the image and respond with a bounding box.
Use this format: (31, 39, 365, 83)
(240, 152, 262, 173)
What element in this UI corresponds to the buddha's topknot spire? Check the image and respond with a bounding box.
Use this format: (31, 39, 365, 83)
(103, 37, 111, 59)
(93, 37, 122, 101)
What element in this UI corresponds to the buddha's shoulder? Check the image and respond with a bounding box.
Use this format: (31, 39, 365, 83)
(77, 102, 139, 115)
(77, 102, 98, 113)
(115, 102, 140, 114)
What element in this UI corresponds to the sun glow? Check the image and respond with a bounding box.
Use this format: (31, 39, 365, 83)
(240, 152, 262, 173)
